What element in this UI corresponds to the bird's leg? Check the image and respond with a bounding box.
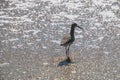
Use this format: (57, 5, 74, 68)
(67, 45, 70, 57)
(65, 47, 68, 57)
(65, 46, 69, 58)
(67, 45, 71, 59)
(66, 46, 70, 58)
(65, 46, 71, 62)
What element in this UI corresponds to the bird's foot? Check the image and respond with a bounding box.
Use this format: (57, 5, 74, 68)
(66, 57, 71, 63)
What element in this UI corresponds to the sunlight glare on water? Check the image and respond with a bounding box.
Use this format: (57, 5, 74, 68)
(0, 0, 120, 55)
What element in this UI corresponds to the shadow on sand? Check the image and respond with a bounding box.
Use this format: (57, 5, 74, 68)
(58, 59, 73, 66)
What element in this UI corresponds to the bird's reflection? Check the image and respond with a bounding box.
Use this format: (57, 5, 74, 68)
(58, 58, 72, 66)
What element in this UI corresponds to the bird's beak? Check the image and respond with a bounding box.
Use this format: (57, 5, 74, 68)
(77, 26, 84, 31)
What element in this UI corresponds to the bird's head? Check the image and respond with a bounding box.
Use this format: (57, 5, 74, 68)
(72, 23, 84, 31)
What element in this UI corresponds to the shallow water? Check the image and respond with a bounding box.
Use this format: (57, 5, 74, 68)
(0, 0, 120, 80)
(1, 0, 119, 55)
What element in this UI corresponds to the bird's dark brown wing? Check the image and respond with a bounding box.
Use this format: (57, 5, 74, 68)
(60, 33, 71, 46)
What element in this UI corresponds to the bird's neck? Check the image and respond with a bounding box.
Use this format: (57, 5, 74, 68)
(70, 26, 75, 37)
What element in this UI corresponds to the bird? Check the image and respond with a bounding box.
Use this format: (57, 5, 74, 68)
(60, 23, 84, 62)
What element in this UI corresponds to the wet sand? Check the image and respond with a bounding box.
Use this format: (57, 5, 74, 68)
(0, 51, 120, 80)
